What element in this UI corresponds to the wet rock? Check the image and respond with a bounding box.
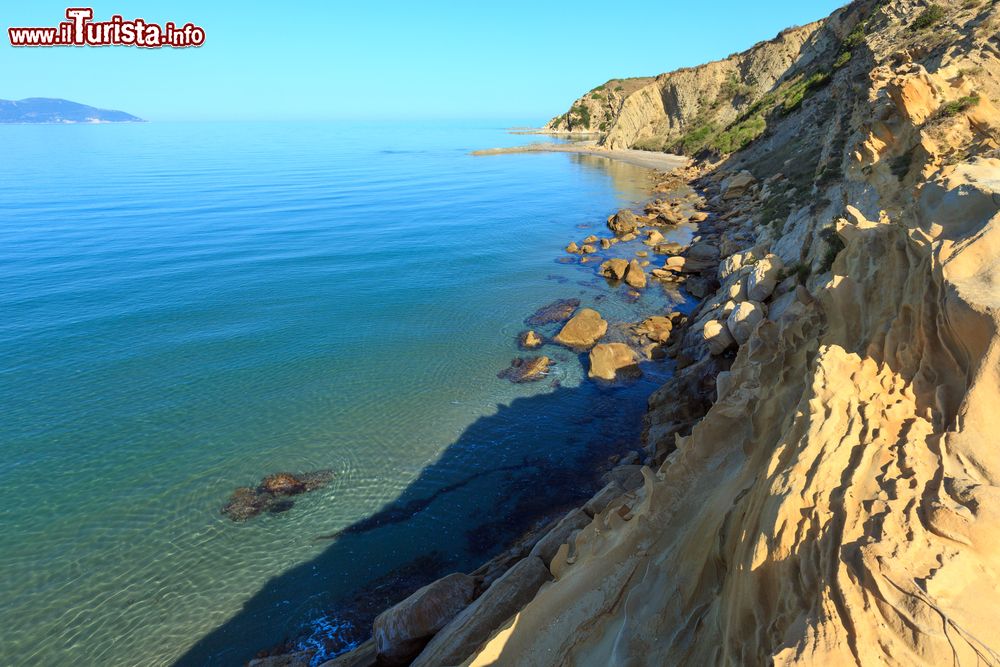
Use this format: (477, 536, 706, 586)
(497, 357, 552, 383)
(373, 573, 477, 666)
(565, 242, 579, 254)
(654, 242, 684, 255)
(554, 308, 607, 350)
(589, 343, 641, 381)
(620, 232, 638, 242)
(518, 330, 543, 349)
(317, 639, 376, 666)
(599, 238, 613, 249)
(249, 650, 315, 667)
(607, 209, 639, 235)
(222, 470, 334, 522)
(644, 230, 665, 246)
(582, 235, 598, 244)
(599, 258, 629, 280)
(636, 250, 649, 258)
(580, 244, 597, 254)
(624, 260, 647, 289)
(689, 211, 710, 222)
(633, 316, 673, 343)
(525, 298, 580, 326)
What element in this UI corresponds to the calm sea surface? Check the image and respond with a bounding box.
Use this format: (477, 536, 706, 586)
(0, 121, 692, 665)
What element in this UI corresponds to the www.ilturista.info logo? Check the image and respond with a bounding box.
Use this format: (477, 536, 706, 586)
(8, 8, 205, 48)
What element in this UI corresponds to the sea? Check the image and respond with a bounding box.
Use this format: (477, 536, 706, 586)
(0, 121, 694, 665)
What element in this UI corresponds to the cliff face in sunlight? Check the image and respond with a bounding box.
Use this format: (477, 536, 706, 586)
(468, 1, 1000, 664)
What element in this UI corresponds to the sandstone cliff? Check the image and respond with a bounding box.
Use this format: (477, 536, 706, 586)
(466, 0, 1000, 664)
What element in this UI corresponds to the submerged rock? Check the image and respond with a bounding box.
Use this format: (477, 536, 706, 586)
(588, 343, 641, 381)
(525, 298, 580, 326)
(497, 356, 552, 383)
(222, 470, 334, 522)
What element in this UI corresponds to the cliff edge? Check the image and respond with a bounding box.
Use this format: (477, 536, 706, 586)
(470, 0, 1000, 664)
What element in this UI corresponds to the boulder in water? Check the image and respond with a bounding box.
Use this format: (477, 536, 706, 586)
(222, 470, 334, 522)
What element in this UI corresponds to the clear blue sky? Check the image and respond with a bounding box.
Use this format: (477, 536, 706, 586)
(1, 1, 847, 122)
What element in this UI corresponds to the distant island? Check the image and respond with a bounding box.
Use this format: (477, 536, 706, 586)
(0, 98, 143, 124)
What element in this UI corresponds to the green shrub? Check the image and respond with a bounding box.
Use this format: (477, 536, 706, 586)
(818, 228, 846, 273)
(938, 95, 980, 117)
(834, 51, 852, 69)
(712, 115, 767, 153)
(911, 4, 946, 31)
(674, 123, 715, 154)
(569, 104, 592, 129)
(720, 74, 752, 100)
(761, 192, 793, 228)
(782, 72, 832, 114)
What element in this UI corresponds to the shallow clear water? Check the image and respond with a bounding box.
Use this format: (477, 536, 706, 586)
(0, 121, 692, 666)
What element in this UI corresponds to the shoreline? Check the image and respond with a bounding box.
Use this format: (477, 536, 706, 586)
(252, 157, 728, 667)
(472, 141, 690, 172)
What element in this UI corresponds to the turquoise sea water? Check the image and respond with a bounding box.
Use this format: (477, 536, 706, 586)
(0, 122, 692, 665)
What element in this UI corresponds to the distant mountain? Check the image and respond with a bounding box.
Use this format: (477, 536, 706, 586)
(0, 98, 143, 123)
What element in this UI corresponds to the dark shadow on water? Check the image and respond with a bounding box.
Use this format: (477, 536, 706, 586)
(173, 366, 666, 666)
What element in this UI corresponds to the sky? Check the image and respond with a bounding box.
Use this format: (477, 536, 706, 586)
(1, 1, 848, 122)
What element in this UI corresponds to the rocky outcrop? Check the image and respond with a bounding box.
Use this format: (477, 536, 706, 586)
(221, 471, 334, 521)
(517, 330, 543, 349)
(409, 557, 551, 667)
(496, 356, 551, 383)
(553, 308, 608, 350)
(607, 209, 639, 235)
(372, 573, 476, 665)
(524, 299, 580, 326)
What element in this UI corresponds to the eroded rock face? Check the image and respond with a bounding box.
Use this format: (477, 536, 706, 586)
(373, 573, 476, 666)
(525, 298, 580, 326)
(497, 356, 551, 383)
(554, 308, 608, 350)
(221, 470, 334, 521)
(588, 343, 641, 381)
(746, 255, 783, 301)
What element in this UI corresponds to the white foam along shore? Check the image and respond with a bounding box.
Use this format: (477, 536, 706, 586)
(472, 141, 689, 171)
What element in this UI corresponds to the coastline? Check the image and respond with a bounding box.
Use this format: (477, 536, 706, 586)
(472, 141, 689, 172)
(252, 149, 725, 667)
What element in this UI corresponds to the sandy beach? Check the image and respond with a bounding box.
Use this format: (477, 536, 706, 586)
(472, 141, 689, 171)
